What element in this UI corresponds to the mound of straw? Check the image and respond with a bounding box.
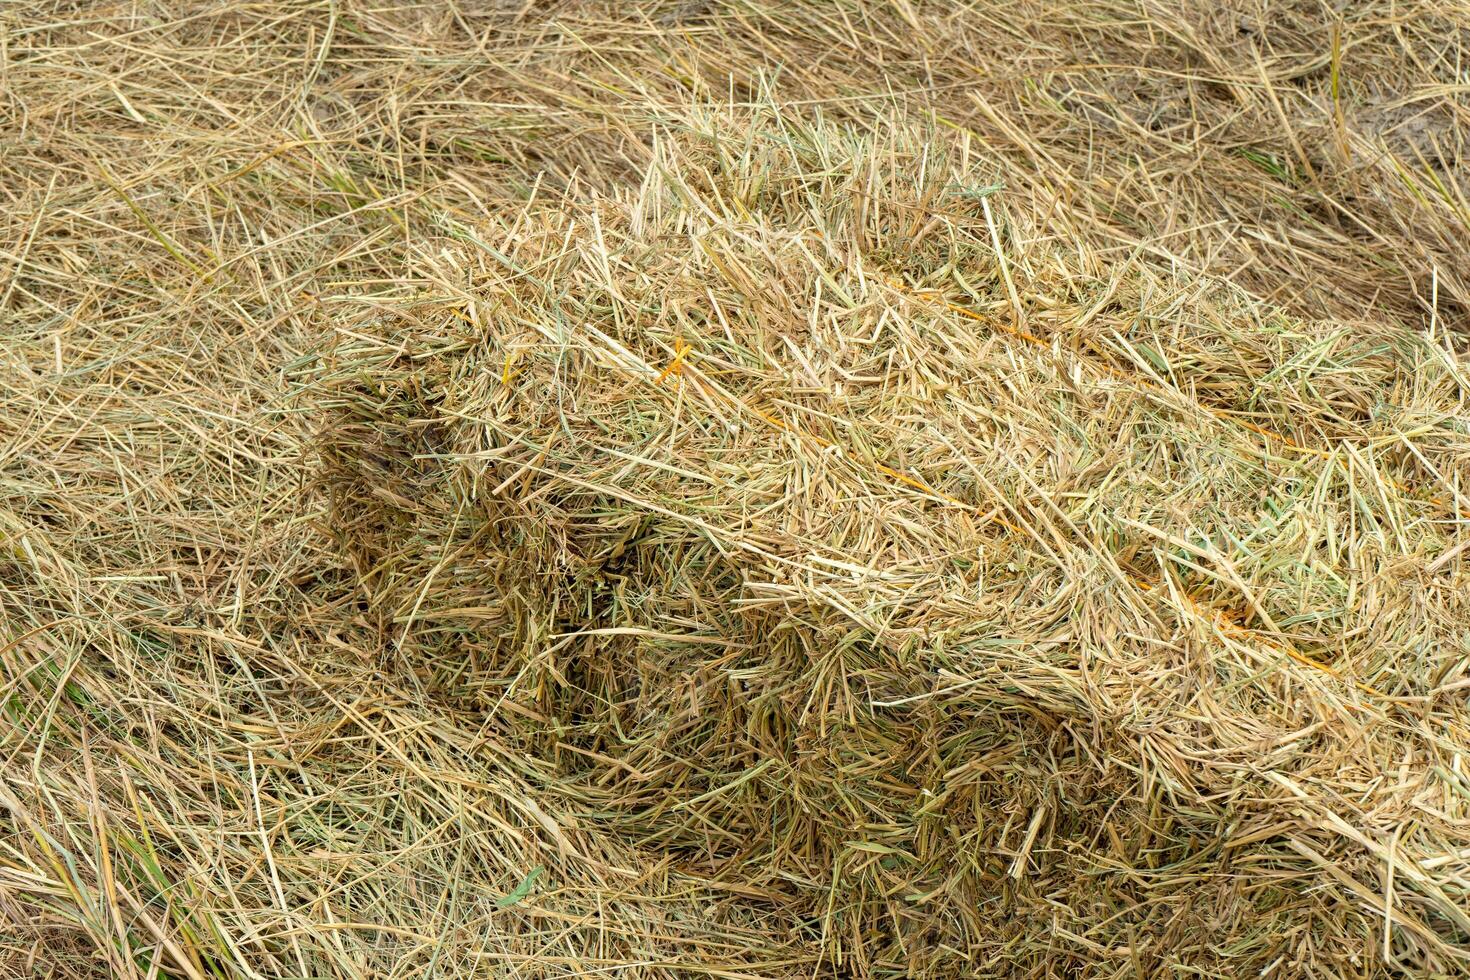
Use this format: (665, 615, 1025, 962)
(3, 1, 1468, 977)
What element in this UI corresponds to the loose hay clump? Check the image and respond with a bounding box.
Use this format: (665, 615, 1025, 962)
(307, 105, 1470, 976)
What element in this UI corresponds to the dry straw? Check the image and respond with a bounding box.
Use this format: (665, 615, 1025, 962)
(2, 1, 1467, 977)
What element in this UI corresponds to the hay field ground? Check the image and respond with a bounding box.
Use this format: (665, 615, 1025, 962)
(2, 1, 1469, 977)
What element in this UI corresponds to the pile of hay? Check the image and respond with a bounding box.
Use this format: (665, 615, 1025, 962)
(308, 102, 1470, 976)
(3, 1, 1468, 977)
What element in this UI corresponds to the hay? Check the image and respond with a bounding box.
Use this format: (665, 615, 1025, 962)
(3, 1, 1469, 977)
